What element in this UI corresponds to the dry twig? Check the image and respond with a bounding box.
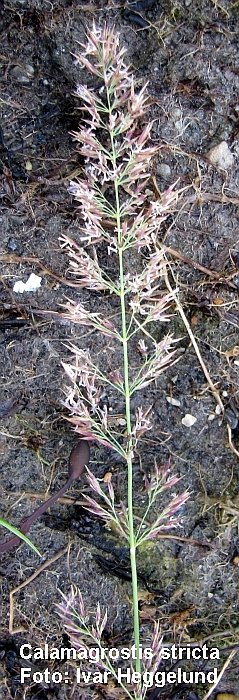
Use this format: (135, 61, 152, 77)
(163, 258, 239, 461)
(9, 545, 69, 634)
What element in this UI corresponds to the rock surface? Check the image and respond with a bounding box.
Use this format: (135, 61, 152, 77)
(207, 141, 234, 170)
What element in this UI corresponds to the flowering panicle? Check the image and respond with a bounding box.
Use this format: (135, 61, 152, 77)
(59, 23, 189, 700)
(65, 23, 179, 255)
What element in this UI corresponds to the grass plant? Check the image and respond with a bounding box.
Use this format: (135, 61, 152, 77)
(57, 23, 189, 699)
(0, 517, 41, 555)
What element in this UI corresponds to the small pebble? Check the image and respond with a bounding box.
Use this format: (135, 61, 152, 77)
(25, 63, 34, 76)
(182, 414, 197, 427)
(171, 107, 182, 121)
(225, 408, 238, 431)
(7, 237, 22, 253)
(25, 160, 32, 172)
(166, 396, 181, 407)
(11, 64, 34, 84)
(232, 556, 239, 566)
(115, 417, 126, 427)
(207, 141, 234, 170)
(157, 163, 171, 180)
(233, 275, 239, 290)
(231, 250, 239, 268)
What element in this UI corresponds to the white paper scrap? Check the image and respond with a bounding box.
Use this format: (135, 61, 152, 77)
(13, 273, 42, 293)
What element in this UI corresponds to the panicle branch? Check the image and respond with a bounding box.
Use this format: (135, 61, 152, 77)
(136, 460, 190, 546)
(60, 234, 116, 293)
(130, 335, 178, 393)
(60, 299, 119, 337)
(82, 468, 129, 538)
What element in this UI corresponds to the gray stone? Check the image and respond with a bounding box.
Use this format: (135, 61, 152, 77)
(11, 64, 34, 83)
(156, 163, 171, 180)
(207, 141, 234, 170)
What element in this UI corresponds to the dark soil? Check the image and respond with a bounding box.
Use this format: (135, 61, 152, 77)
(0, 1, 239, 699)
